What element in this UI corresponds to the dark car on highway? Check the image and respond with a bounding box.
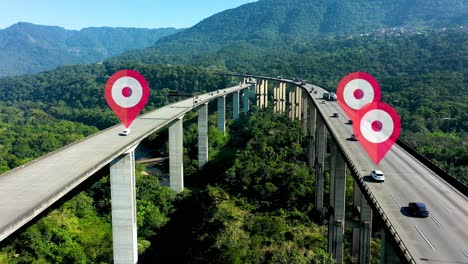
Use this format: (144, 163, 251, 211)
(408, 202, 429, 217)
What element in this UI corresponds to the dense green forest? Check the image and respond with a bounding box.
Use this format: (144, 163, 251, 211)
(0, 63, 223, 172)
(116, 0, 467, 58)
(0, 108, 342, 263)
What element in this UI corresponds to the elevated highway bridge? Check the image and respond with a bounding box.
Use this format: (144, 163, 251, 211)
(0, 75, 466, 264)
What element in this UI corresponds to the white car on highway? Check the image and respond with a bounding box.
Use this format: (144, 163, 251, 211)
(119, 128, 131, 136)
(370, 170, 385, 182)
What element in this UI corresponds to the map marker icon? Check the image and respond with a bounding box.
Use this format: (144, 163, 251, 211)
(352, 102, 401, 164)
(105, 69, 150, 128)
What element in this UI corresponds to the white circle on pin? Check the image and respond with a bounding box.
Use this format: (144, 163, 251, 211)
(343, 78, 375, 110)
(360, 109, 394, 143)
(111, 76, 143, 108)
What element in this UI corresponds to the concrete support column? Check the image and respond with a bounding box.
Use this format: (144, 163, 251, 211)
(381, 229, 401, 264)
(359, 196, 372, 264)
(275, 86, 280, 113)
(198, 104, 208, 169)
(169, 117, 184, 193)
(328, 140, 337, 253)
(217, 96, 226, 134)
(110, 147, 138, 264)
(332, 151, 347, 264)
(256, 80, 261, 107)
(264, 80, 268, 108)
(308, 104, 316, 168)
(243, 88, 250, 113)
(233, 91, 240, 120)
(291, 90, 296, 119)
(352, 182, 362, 258)
(273, 87, 277, 113)
(260, 80, 265, 108)
(281, 83, 286, 113)
(295, 87, 302, 119)
(315, 116, 326, 210)
(302, 95, 308, 135)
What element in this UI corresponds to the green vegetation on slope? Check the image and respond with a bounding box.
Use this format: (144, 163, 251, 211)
(0, 22, 182, 76)
(0, 109, 336, 263)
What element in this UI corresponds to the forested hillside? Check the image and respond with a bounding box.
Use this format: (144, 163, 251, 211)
(0, 22, 182, 76)
(115, 31, 468, 183)
(116, 0, 467, 61)
(0, 104, 340, 262)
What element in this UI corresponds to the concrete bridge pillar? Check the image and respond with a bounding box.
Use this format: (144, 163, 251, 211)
(331, 149, 347, 264)
(218, 95, 226, 134)
(352, 182, 362, 258)
(315, 115, 326, 210)
(260, 79, 265, 108)
(273, 86, 277, 113)
(302, 94, 308, 135)
(281, 83, 286, 114)
(256, 79, 261, 107)
(295, 87, 302, 119)
(278, 83, 282, 113)
(198, 103, 208, 169)
(169, 116, 184, 192)
(381, 229, 401, 264)
(243, 88, 250, 113)
(308, 103, 316, 168)
(289, 90, 296, 120)
(233, 91, 240, 120)
(328, 140, 337, 254)
(359, 196, 372, 264)
(110, 146, 138, 264)
(264, 80, 268, 108)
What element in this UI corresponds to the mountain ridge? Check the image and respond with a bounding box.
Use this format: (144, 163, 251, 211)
(114, 0, 467, 66)
(0, 22, 183, 77)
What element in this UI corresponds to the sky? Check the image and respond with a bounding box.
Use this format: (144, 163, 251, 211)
(0, 0, 257, 30)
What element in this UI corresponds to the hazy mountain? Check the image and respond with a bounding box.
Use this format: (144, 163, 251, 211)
(114, 0, 467, 64)
(0, 22, 182, 76)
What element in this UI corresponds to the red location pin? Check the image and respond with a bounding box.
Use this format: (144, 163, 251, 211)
(353, 102, 401, 164)
(337, 72, 381, 120)
(105, 69, 150, 128)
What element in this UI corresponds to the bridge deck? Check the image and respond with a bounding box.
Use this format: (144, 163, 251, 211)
(0, 84, 249, 242)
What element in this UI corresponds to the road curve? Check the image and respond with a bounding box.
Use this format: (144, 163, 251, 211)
(303, 83, 468, 263)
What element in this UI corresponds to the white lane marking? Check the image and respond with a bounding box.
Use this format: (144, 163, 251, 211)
(461, 249, 468, 258)
(401, 184, 416, 198)
(415, 225, 435, 251)
(429, 215, 442, 228)
(399, 148, 453, 194)
(391, 194, 402, 207)
(439, 201, 453, 214)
